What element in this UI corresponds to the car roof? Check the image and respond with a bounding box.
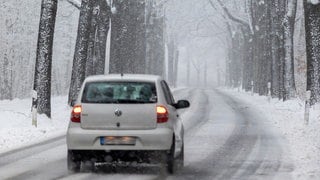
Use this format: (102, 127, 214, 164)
(84, 74, 162, 83)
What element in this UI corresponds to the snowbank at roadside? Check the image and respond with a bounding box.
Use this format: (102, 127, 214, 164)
(0, 96, 70, 154)
(222, 88, 320, 180)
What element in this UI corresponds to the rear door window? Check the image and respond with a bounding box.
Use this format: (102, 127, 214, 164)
(82, 82, 157, 104)
(161, 80, 175, 105)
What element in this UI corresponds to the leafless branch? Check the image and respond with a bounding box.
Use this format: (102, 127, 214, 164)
(208, 0, 250, 30)
(65, 0, 81, 10)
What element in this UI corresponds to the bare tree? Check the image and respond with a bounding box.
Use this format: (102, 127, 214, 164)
(210, 0, 297, 100)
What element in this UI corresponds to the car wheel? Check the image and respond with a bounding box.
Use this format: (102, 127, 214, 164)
(167, 141, 184, 174)
(167, 142, 176, 174)
(68, 150, 81, 172)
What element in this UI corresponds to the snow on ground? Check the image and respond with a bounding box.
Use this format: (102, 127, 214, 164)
(222, 88, 320, 180)
(1, 88, 320, 179)
(0, 96, 70, 154)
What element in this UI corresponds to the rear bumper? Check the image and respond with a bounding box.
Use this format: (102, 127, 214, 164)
(67, 123, 173, 151)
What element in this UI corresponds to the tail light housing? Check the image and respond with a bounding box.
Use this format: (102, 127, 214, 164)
(157, 105, 169, 123)
(71, 105, 82, 123)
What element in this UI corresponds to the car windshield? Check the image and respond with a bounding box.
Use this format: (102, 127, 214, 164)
(81, 82, 157, 104)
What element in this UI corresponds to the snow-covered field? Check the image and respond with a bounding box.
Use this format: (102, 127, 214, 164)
(0, 89, 320, 179)
(0, 96, 70, 154)
(223, 88, 320, 179)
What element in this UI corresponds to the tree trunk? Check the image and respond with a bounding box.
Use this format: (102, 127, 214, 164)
(304, 0, 320, 105)
(187, 53, 190, 86)
(283, 0, 297, 100)
(95, 0, 110, 75)
(167, 39, 175, 86)
(109, 0, 146, 74)
(173, 49, 179, 87)
(85, 0, 110, 76)
(270, 0, 281, 98)
(145, 0, 165, 76)
(33, 0, 58, 118)
(68, 0, 94, 105)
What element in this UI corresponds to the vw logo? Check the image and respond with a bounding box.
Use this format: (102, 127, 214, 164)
(114, 109, 122, 117)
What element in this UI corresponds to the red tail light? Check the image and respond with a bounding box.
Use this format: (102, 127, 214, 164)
(157, 105, 169, 123)
(71, 105, 82, 123)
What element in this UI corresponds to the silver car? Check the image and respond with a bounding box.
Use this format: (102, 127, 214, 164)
(66, 74, 190, 173)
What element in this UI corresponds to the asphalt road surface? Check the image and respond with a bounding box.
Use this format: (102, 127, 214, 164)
(0, 89, 294, 180)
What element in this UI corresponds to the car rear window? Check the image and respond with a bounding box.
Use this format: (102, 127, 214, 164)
(81, 81, 157, 104)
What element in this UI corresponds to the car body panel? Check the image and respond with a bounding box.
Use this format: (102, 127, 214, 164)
(81, 103, 157, 130)
(67, 74, 186, 159)
(67, 122, 173, 150)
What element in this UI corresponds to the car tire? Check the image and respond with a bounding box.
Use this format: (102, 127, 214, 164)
(166, 143, 175, 174)
(167, 141, 184, 174)
(67, 150, 81, 172)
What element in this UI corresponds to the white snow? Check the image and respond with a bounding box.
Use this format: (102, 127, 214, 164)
(111, 6, 117, 14)
(309, 0, 320, 5)
(0, 96, 70, 154)
(222, 88, 320, 179)
(1, 89, 320, 179)
(66, 0, 81, 8)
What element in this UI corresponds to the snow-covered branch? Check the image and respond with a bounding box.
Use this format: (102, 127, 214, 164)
(65, 0, 81, 9)
(208, 0, 251, 31)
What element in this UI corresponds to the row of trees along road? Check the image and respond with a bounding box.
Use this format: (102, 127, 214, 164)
(29, 0, 320, 118)
(212, 0, 320, 105)
(33, 0, 169, 118)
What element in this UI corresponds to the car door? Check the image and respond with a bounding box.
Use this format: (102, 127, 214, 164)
(160, 81, 184, 155)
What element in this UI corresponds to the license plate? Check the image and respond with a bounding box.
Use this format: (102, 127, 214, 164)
(100, 136, 136, 145)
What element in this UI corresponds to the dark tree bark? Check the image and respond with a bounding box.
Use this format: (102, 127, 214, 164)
(109, 0, 146, 74)
(85, 4, 98, 77)
(95, 0, 110, 75)
(146, 0, 165, 76)
(227, 26, 243, 88)
(270, 0, 282, 98)
(109, 0, 165, 77)
(86, 0, 110, 76)
(32, 0, 58, 118)
(241, 30, 253, 91)
(277, 0, 286, 100)
(1, 55, 13, 100)
(304, 0, 320, 105)
(283, 0, 297, 100)
(250, 0, 271, 95)
(68, 0, 94, 105)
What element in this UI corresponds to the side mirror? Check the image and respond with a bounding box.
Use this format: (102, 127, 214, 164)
(174, 100, 190, 109)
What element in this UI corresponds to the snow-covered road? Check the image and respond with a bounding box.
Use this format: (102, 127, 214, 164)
(0, 89, 294, 179)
